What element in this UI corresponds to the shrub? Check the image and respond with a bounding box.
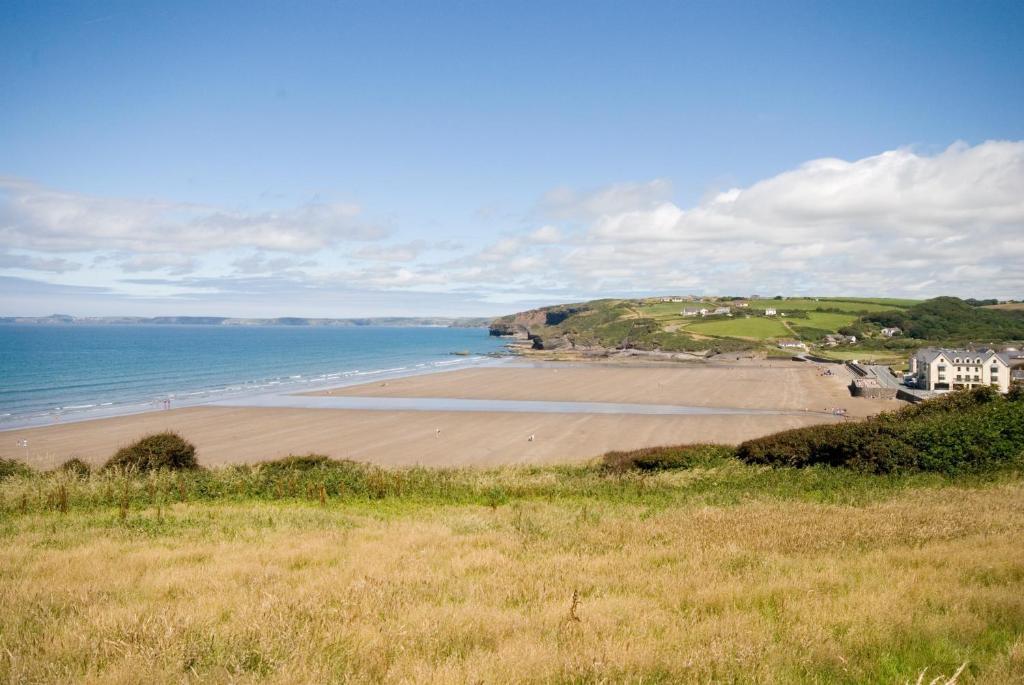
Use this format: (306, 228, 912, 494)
(57, 458, 92, 477)
(602, 444, 735, 473)
(257, 454, 338, 473)
(104, 432, 199, 472)
(737, 387, 1024, 474)
(0, 458, 33, 480)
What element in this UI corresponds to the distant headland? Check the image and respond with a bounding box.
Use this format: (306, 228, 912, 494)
(0, 314, 491, 328)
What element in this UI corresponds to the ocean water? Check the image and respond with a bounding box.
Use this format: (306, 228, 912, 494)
(0, 325, 507, 428)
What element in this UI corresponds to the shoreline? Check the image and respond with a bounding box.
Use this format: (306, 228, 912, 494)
(1, 358, 894, 469)
(0, 352, 509, 432)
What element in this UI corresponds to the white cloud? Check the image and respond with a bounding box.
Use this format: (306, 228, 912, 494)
(0, 251, 82, 273)
(540, 179, 673, 221)
(3, 141, 1023, 314)
(118, 253, 197, 275)
(232, 253, 317, 275)
(451, 140, 1024, 299)
(0, 178, 388, 254)
(527, 225, 563, 244)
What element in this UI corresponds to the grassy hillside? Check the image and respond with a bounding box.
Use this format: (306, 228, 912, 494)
(492, 296, 1024, 361)
(491, 296, 921, 354)
(2, 458, 1023, 682)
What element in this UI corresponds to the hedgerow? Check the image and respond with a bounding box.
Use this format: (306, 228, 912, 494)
(736, 387, 1024, 474)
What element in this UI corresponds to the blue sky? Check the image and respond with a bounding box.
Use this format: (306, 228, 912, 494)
(2, 0, 1023, 316)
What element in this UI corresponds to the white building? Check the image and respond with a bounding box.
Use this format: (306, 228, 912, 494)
(764, 308, 777, 316)
(909, 348, 1013, 393)
(712, 307, 731, 316)
(881, 327, 902, 338)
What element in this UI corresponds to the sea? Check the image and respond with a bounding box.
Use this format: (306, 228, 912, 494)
(0, 324, 508, 429)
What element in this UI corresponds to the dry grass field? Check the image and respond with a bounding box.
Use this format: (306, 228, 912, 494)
(2, 462, 1023, 683)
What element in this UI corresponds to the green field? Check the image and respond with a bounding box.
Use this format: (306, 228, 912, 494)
(765, 298, 912, 313)
(802, 311, 859, 330)
(634, 301, 698, 320)
(685, 316, 792, 339)
(819, 297, 923, 308)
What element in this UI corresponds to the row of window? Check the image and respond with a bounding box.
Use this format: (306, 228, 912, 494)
(937, 365, 1001, 375)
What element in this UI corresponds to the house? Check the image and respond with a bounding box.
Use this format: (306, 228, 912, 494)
(764, 308, 777, 316)
(823, 334, 856, 347)
(712, 307, 731, 316)
(880, 327, 902, 338)
(734, 301, 749, 308)
(777, 339, 807, 350)
(682, 308, 700, 317)
(908, 347, 1013, 393)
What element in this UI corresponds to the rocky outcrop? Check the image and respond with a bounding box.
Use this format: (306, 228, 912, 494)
(488, 307, 550, 341)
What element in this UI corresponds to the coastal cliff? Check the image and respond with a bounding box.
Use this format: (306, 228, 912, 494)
(489, 299, 751, 354)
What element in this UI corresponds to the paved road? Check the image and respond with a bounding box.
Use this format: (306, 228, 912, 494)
(865, 364, 903, 389)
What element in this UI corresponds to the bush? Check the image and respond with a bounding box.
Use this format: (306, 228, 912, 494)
(104, 432, 199, 472)
(57, 458, 92, 477)
(737, 387, 1024, 474)
(257, 454, 338, 473)
(0, 458, 33, 480)
(602, 444, 735, 473)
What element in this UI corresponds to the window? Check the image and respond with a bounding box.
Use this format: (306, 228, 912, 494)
(955, 375, 962, 381)
(992, 367, 1000, 375)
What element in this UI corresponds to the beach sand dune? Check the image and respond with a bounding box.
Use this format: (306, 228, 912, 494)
(3, 361, 896, 469)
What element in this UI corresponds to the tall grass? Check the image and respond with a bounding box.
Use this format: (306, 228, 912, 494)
(2, 451, 1021, 518)
(1, 475, 1021, 682)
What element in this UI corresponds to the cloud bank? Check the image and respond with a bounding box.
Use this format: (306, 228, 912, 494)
(458, 140, 1024, 299)
(1, 140, 1022, 315)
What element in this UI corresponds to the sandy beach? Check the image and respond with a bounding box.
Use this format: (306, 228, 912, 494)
(311, 359, 889, 417)
(4, 360, 897, 469)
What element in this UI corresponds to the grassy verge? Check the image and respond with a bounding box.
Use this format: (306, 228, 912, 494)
(1, 452, 1023, 683)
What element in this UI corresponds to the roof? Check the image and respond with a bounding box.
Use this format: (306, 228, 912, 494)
(915, 347, 1013, 365)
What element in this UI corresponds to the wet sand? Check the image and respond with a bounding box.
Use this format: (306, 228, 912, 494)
(312, 359, 892, 417)
(3, 360, 896, 469)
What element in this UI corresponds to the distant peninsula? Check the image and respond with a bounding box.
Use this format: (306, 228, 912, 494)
(0, 314, 491, 328)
